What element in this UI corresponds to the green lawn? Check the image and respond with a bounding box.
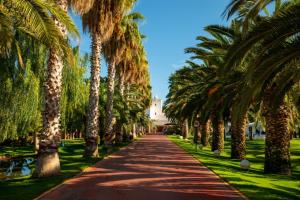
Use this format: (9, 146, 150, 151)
(0, 145, 35, 158)
(168, 135, 300, 200)
(0, 139, 131, 200)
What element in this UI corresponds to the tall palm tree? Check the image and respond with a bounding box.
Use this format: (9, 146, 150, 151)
(32, 0, 79, 177)
(102, 10, 142, 147)
(165, 22, 247, 155)
(224, 0, 300, 174)
(81, 0, 134, 157)
(184, 25, 240, 153)
(164, 63, 209, 141)
(103, 25, 124, 147)
(123, 47, 151, 138)
(200, 119, 210, 146)
(114, 16, 146, 142)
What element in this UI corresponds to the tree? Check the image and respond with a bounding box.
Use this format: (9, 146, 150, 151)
(223, 0, 300, 174)
(0, 0, 79, 178)
(82, 0, 136, 157)
(0, 0, 76, 58)
(103, 11, 144, 146)
(35, 0, 80, 177)
(61, 47, 89, 137)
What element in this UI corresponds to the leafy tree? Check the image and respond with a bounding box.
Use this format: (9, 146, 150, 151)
(61, 47, 89, 136)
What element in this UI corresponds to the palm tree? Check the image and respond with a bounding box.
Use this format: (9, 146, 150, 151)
(81, 0, 135, 157)
(164, 63, 207, 140)
(102, 10, 142, 147)
(165, 22, 248, 156)
(102, 26, 124, 147)
(200, 119, 210, 146)
(123, 48, 151, 138)
(184, 25, 241, 153)
(0, 0, 76, 60)
(114, 17, 147, 142)
(224, 0, 300, 174)
(9, 0, 82, 178)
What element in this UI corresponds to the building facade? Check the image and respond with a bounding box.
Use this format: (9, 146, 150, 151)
(147, 96, 170, 126)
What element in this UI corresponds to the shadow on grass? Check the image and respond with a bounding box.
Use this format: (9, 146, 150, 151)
(169, 136, 300, 200)
(237, 183, 300, 200)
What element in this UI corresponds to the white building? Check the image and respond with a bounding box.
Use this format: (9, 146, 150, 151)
(225, 122, 265, 139)
(246, 122, 265, 139)
(147, 96, 170, 126)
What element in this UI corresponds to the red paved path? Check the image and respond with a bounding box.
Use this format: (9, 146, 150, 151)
(38, 135, 246, 200)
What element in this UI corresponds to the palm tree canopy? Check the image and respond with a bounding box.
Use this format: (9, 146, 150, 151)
(0, 0, 79, 64)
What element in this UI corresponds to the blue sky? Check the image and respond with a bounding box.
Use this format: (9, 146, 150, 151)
(73, 0, 230, 100)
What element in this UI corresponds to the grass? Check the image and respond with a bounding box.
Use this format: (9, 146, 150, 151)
(0, 139, 131, 200)
(168, 135, 300, 200)
(0, 145, 35, 158)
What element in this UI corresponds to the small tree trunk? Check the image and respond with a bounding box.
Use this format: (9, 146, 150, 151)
(231, 108, 247, 160)
(211, 112, 224, 152)
(119, 72, 125, 96)
(200, 120, 210, 146)
(104, 60, 116, 148)
(132, 123, 137, 139)
(84, 32, 102, 158)
(115, 73, 125, 145)
(182, 119, 189, 139)
(193, 126, 200, 144)
(262, 85, 291, 175)
(148, 124, 151, 134)
(249, 128, 254, 141)
(115, 122, 123, 145)
(34, 132, 39, 154)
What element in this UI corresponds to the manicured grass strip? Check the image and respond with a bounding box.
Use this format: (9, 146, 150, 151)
(0, 139, 131, 200)
(168, 135, 300, 200)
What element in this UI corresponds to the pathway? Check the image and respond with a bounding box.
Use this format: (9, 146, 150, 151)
(38, 135, 246, 200)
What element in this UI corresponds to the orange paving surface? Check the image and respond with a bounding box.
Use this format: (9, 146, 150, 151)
(38, 135, 245, 200)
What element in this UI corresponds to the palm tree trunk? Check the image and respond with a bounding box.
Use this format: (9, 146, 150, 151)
(211, 112, 224, 152)
(231, 108, 247, 160)
(115, 73, 125, 145)
(200, 120, 210, 146)
(104, 60, 116, 147)
(132, 123, 137, 139)
(148, 124, 151, 134)
(182, 119, 189, 139)
(84, 32, 102, 157)
(249, 129, 254, 140)
(193, 125, 200, 144)
(119, 72, 125, 96)
(34, 0, 67, 178)
(262, 85, 291, 175)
